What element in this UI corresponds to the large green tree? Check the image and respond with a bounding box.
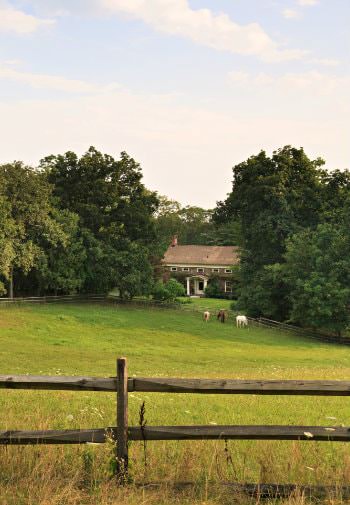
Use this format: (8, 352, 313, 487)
(42, 147, 158, 243)
(320, 169, 350, 222)
(41, 147, 159, 297)
(214, 146, 325, 319)
(283, 219, 350, 335)
(0, 194, 15, 295)
(0, 162, 67, 297)
(34, 209, 87, 295)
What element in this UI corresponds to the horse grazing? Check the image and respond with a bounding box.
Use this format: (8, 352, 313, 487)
(217, 309, 226, 323)
(203, 311, 210, 322)
(236, 315, 248, 328)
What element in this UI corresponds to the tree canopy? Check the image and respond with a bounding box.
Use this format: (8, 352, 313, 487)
(154, 195, 239, 252)
(0, 148, 160, 298)
(214, 146, 350, 334)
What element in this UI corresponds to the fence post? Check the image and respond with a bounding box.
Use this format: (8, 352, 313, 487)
(116, 357, 128, 482)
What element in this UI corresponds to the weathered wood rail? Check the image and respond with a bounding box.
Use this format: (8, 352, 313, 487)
(252, 316, 350, 345)
(2, 425, 350, 444)
(1, 357, 350, 487)
(2, 375, 350, 395)
(0, 294, 106, 305)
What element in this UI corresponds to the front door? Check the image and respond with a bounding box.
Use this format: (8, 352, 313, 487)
(196, 280, 205, 294)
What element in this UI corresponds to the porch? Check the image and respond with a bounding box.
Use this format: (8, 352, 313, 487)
(185, 275, 208, 296)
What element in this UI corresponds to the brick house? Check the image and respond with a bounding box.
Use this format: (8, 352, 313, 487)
(161, 237, 240, 297)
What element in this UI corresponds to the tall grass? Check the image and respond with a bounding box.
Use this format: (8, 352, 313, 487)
(1, 303, 350, 503)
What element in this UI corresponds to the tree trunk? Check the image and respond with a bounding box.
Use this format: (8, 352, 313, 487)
(8, 269, 14, 299)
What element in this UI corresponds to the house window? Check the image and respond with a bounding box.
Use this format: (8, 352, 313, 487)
(182, 267, 190, 272)
(170, 267, 177, 272)
(225, 269, 232, 273)
(225, 281, 233, 293)
(197, 268, 204, 273)
(212, 268, 220, 273)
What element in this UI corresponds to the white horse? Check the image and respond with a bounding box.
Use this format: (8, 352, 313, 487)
(203, 311, 210, 322)
(236, 315, 248, 328)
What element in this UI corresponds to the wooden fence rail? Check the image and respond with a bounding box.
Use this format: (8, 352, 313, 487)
(2, 425, 350, 444)
(2, 375, 350, 395)
(0, 294, 106, 305)
(1, 357, 350, 484)
(252, 316, 350, 345)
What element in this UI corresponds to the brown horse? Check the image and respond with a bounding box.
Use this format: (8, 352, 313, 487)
(217, 309, 226, 323)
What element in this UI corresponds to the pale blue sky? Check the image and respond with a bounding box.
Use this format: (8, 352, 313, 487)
(0, 0, 349, 206)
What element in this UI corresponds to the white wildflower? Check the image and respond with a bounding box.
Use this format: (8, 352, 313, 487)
(66, 414, 74, 422)
(306, 466, 314, 471)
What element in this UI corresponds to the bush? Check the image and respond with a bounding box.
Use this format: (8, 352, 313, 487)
(152, 279, 185, 302)
(230, 299, 237, 311)
(205, 276, 234, 299)
(152, 281, 170, 301)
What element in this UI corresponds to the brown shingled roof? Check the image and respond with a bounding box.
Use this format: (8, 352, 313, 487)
(162, 245, 239, 266)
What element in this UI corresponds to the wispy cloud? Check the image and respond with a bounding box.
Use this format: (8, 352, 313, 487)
(309, 58, 340, 67)
(0, 63, 98, 93)
(0, 3, 55, 34)
(228, 70, 350, 96)
(0, 62, 348, 207)
(0, 75, 348, 207)
(100, 0, 306, 63)
(297, 0, 319, 6)
(282, 8, 300, 19)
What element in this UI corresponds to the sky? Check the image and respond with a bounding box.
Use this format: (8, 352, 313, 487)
(0, 0, 349, 207)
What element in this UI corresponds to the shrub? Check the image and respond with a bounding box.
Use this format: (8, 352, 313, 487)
(230, 299, 237, 311)
(152, 279, 185, 302)
(205, 277, 221, 298)
(152, 281, 170, 301)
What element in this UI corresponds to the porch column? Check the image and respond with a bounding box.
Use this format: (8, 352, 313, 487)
(204, 279, 208, 291)
(186, 277, 190, 296)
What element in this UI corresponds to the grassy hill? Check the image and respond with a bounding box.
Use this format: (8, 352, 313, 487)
(1, 302, 350, 504)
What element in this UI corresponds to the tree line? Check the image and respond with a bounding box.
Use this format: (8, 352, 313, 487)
(1, 145, 350, 334)
(0, 148, 159, 299)
(0, 146, 225, 300)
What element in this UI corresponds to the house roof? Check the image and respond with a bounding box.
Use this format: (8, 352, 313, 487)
(162, 245, 239, 266)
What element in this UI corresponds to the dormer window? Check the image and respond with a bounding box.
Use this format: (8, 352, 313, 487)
(212, 268, 220, 273)
(225, 269, 232, 273)
(182, 267, 190, 272)
(197, 268, 204, 273)
(170, 267, 177, 272)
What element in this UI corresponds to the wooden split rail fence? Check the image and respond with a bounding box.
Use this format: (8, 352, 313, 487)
(1, 357, 350, 482)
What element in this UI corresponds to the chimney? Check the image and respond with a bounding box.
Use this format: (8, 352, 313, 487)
(171, 235, 178, 247)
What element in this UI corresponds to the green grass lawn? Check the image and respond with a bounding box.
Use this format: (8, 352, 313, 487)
(1, 302, 350, 503)
(178, 297, 233, 312)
